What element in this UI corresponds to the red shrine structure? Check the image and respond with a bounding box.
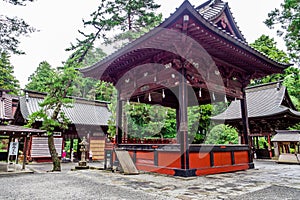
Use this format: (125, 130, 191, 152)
(80, 0, 290, 176)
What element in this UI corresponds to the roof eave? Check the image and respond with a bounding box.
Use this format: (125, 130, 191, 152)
(80, 0, 290, 79)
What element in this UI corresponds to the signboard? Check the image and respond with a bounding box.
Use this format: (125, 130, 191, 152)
(8, 142, 19, 156)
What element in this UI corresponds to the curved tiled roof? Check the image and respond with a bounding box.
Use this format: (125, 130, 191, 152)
(19, 96, 111, 126)
(80, 0, 290, 82)
(212, 82, 300, 120)
(271, 130, 300, 142)
(197, 0, 227, 20)
(196, 0, 246, 41)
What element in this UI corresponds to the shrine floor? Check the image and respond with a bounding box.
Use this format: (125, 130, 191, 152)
(0, 160, 299, 199)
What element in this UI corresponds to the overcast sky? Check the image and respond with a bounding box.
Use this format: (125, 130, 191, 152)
(0, 0, 284, 88)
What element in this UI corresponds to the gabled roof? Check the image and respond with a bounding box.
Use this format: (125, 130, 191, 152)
(196, 0, 246, 41)
(18, 91, 111, 126)
(271, 130, 300, 142)
(0, 90, 13, 121)
(212, 82, 300, 121)
(80, 0, 290, 84)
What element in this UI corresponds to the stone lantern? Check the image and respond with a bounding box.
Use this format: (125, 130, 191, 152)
(75, 136, 89, 169)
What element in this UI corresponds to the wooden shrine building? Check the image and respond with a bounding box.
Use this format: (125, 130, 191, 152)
(14, 90, 111, 162)
(0, 88, 46, 170)
(272, 130, 300, 164)
(212, 82, 300, 159)
(80, 0, 290, 176)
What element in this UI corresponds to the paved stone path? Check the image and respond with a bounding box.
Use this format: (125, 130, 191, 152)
(1, 160, 299, 199)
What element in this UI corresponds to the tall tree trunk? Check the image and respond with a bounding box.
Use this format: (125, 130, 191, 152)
(47, 80, 72, 171)
(48, 102, 63, 171)
(48, 134, 61, 171)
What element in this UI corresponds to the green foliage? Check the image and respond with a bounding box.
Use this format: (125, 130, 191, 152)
(0, 52, 20, 94)
(127, 104, 171, 139)
(68, 0, 162, 56)
(283, 67, 300, 110)
(250, 35, 290, 64)
(251, 66, 300, 110)
(160, 109, 176, 139)
(93, 81, 114, 102)
(264, 0, 300, 62)
(249, 34, 289, 85)
(0, 138, 8, 150)
(205, 124, 239, 145)
(26, 58, 79, 171)
(188, 105, 213, 143)
(25, 61, 55, 93)
(81, 47, 107, 67)
(258, 137, 268, 149)
(250, 34, 300, 110)
(289, 123, 300, 130)
(107, 90, 117, 138)
(0, 0, 36, 54)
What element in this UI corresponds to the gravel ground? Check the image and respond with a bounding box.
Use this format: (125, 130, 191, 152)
(1, 160, 300, 200)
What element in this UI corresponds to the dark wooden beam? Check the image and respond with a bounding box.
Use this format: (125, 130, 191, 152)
(115, 90, 123, 145)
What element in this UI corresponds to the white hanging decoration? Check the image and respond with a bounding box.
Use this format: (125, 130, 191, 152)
(212, 92, 216, 101)
(127, 99, 130, 105)
(148, 93, 152, 102)
(137, 97, 140, 103)
(199, 88, 202, 98)
(154, 76, 157, 82)
(224, 95, 228, 103)
(162, 89, 165, 99)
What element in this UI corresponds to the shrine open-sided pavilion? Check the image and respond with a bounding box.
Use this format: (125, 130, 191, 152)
(80, 0, 290, 176)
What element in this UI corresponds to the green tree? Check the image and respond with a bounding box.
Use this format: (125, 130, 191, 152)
(283, 66, 300, 110)
(81, 47, 106, 67)
(26, 60, 79, 171)
(250, 35, 290, 64)
(68, 0, 162, 58)
(67, 0, 163, 140)
(264, 0, 300, 63)
(74, 46, 115, 101)
(25, 61, 55, 93)
(250, 34, 300, 110)
(205, 124, 238, 145)
(188, 104, 213, 143)
(0, 52, 20, 94)
(103, 0, 162, 46)
(0, 0, 35, 54)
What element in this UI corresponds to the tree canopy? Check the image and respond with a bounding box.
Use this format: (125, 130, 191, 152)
(26, 58, 79, 171)
(250, 34, 290, 64)
(0, 52, 20, 94)
(205, 124, 239, 145)
(250, 34, 300, 110)
(68, 0, 162, 59)
(0, 0, 35, 55)
(25, 61, 55, 93)
(264, 0, 300, 63)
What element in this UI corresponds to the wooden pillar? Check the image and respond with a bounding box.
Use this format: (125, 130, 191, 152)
(22, 135, 29, 170)
(7, 136, 13, 162)
(176, 107, 180, 143)
(179, 67, 189, 170)
(240, 87, 254, 166)
(115, 90, 123, 145)
(267, 135, 272, 158)
(240, 89, 250, 145)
